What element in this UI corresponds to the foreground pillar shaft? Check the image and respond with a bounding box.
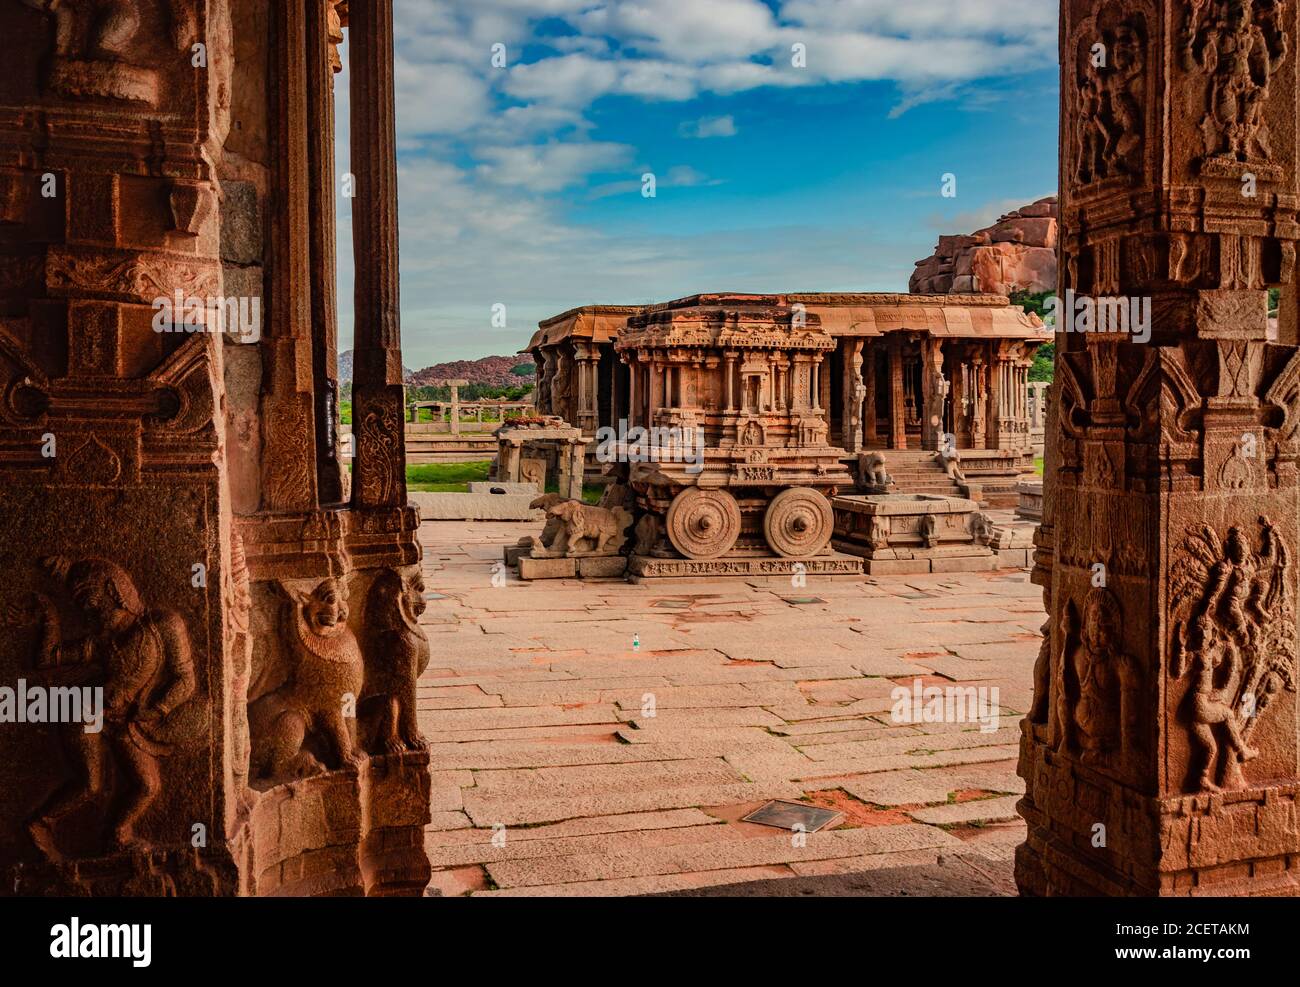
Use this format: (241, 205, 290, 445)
(1019, 0, 1300, 896)
(349, 0, 407, 508)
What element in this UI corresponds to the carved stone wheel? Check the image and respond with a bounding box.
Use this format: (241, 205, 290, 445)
(763, 487, 834, 558)
(665, 488, 741, 560)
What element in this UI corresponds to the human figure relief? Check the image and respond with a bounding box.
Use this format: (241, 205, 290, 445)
(1170, 518, 1296, 791)
(1061, 588, 1139, 764)
(1074, 10, 1146, 186)
(1183, 0, 1290, 163)
(248, 578, 364, 781)
(361, 569, 429, 755)
(4, 557, 196, 859)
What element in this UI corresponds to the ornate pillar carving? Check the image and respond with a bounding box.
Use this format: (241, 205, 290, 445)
(1019, 0, 1300, 897)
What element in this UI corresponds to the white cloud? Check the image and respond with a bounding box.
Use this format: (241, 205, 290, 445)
(394, 59, 491, 136)
(678, 114, 738, 138)
(475, 141, 634, 193)
(574, 0, 781, 63)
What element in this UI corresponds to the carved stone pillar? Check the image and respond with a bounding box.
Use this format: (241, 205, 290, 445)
(985, 341, 1003, 451)
(921, 337, 944, 451)
(863, 341, 878, 447)
(261, 0, 320, 513)
(349, 0, 407, 509)
(842, 339, 866, 454)
(647, 352, 663, 421)
(1018, 0, 1300, 897)
(308, 0, 344, 505)
(573, 341, 599, 436)
(625, 355, 639, 427)
(0, 0, 238, 896)
(888, 339, 907, 450)
(533, 350, 550, 414)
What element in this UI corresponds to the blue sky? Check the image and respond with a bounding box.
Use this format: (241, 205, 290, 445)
(335, 0, 1059, 366)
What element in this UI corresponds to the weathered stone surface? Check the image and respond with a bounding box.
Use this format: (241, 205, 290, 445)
(411, 492, 543, 522)
(910, 197, 1058, 296)
(909, 795, 1022, 826)
(414, 517, 1046, 893)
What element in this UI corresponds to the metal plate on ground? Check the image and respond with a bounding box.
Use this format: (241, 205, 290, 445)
(741, 799, 842, 833)
(781, 596, 826, 605)
(651, 599, 693, 608)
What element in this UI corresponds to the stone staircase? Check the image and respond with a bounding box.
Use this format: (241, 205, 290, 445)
(880, 448, 964, 498)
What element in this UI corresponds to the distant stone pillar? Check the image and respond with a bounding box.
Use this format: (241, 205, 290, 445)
(842, 339, 865, 453)
(888, 340, 907, 450)
(723, 351, 738, 411)
(863, 341, 877, 447)
(985, 342, 1004, 450)
(647, 353, 663, 422)
(573, 342, 599, 436)
(534, 350, 550, 413)
(437, 378, 468, 437)
(558, 439, 585, 501)
(921, 337, 944, 451)
(625, 356, 639, 427)
(349, 0, 407, 508)
(499, 438, 523, 483)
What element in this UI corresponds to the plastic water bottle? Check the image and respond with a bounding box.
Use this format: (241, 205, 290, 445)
(632, 633, 640, 652)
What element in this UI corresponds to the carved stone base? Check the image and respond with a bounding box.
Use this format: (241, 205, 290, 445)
(3, 750, 431, 897)
(626, 552, 863, 582)
(1017, 726, 1300, 897)
(833, 493, 995, 573)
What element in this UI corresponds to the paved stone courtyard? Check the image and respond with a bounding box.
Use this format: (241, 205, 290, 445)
(417, 519, 1042, 896)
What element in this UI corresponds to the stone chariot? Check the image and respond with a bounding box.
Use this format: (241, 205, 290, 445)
(613, 295, 854, 563)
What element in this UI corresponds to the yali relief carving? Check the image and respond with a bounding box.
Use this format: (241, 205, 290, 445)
(360, 569, 429, 755)
(248, 578, 364, 782)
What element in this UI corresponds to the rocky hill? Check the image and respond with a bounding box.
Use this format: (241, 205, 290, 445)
(910, 196, 1057, 297)
(406, 355, 535, 389)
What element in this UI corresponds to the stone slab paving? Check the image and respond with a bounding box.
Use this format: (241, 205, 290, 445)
(417, 519, 1043, 897)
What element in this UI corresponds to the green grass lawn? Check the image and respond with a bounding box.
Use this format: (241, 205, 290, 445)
(1034, 457, 1044, 475)
(406, 461, 492, 492)
(402, 460, 602, 501)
